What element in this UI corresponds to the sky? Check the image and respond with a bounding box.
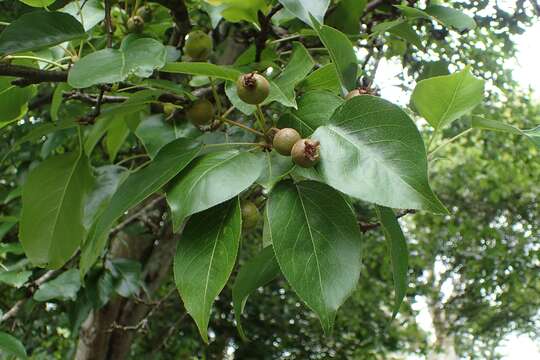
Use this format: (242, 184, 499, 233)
(373, 17, 540, 360)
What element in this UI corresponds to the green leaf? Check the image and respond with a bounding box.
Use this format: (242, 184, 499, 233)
(278, 0, 330, 27)
(107, 258, 142, 298)
(472, 116, 540, 149)
(256, 151, 294, 191)
(20, 152, 93, 269)
(0, 76, 36, 129)
(161, 62, 242, 81)
(83, 165, 128, 230)
(232, 246, 280, 339)
(326, 0, 366, 34)
(19, 0, 54, 6)
(61, 0, 105, 32)
(0, 332, 27, 360)
(135, 114, 201, 158)
(375, 206, 408, 318)
(378, 21, 424, 50)
(267, 180, 362, 333)
(80, 138, 202, 276)
(278, 90, 343, 137)
(316, 25, 358, 93)
(105, 118, 130, 162)
(417, 61, 450, 81)
(425, 5, 476, 32)
(272, 42, 315, 106)
(167, 150, 264, 232)
(412, 67, 484, 129)
(0, 270, 32, 288)
(68, 38, 167, 88)
(174, 198, 241, 343)
(312, 96, 447, 214)
(299, 63, 341, 94)
(33, 269, 81, 302)
(0, 12, 85, 55)
(394, 5, 431, 19)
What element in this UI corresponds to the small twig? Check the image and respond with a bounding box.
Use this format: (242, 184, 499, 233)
(221, 117, 265, 137)
(428, 128, 473, 160)
(359, 209, 416, 233)
(0, 269, 61, 323)
(63, 91, 127, 104)
(104, 0, 113, 48)
(110, 196, 165, 236)
(365, 0, 386, 13)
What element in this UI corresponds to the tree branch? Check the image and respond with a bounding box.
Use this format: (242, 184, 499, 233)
(0, 63, 68, 86)
(358, 209, 416, 233)
(152, 0, 191, 48)
(255, 4, 283, 62)
(365, 0, 387, 13)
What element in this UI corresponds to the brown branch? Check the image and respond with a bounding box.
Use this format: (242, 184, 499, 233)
(359, 209, 416, 233)
(104, 0, 113, 48)
(0, 268, 61, 323)
(0, 63, 68, 86)
(365, 0, 387, 13)
(152, 0, 191, 48)
(63, 91, 127, 104)
(255, 4, 283, 62)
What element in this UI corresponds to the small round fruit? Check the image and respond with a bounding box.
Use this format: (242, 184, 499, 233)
(127, 16, 144, 33)
(136, 6, 153, 22)
(162, 103, 176, 117)
(241, 202, 260, 229)
(291, 139, 320, 168)
(187, 99, 214, 126)
(236, 73, 270, 105)
(273, 128, 301, 156)
(183, 30, 213, 61)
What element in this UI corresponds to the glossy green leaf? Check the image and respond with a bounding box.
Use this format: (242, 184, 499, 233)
(316, 25, 358, 93)
(299, 63, 340, 94)
(257, 151, 294, 191)
(394, 5, 431, 19)
(267, 181, 362, 333)
(167, 150, 264, 232)
(472, 116, 540, 149)
(278, 0, 330, 27)
(412, 67, 484, 129)
(0, 332, 27, 360)
(68, 38, 167, 88)
(105, 118, 130, 162)
(375, 206, 408, 318)
(0, 270, 32, 288)
(80, 138, 202, 276)
(425, 5, 476, 32)
(232, 246, 280, 339)
(417, 61, 450, 81)
(161, 62, 242, 81)
(0, 76, 36, 129)
(83, 165, 128, 230)
(61, 0, 105, 31)
(273, 42, 315, 106)
(278, 90, 343, 137)
(312, 96, 447, 214)
(107, 258, 142, 298)
(135, 114, 200, 158)
(33, 269, 81, 302)
(326, 0, 366, 34)
(174, 198, 241, 342)
(19, 152, 93, 269)
(0, 12, 85, 55)
(375, 20, 423, 50)
(19, 0, 54, 6)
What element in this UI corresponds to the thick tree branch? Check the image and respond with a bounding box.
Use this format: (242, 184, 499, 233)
(358, 209, 416, 233)
(0, 63, 68, 86)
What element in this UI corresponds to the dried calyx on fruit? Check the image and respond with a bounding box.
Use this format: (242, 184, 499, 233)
(241, 201, 260, 229)
(127, 16, 144, 33)
(183, 30, 213, 61)
(236, 72, 270, 105)
(187, 99, 214, 126)
(291, 139, 320, 168)
(273, 128, 301, 156)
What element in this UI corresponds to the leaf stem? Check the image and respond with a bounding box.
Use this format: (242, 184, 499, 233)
(221, 117, 265, 137)
(428, 128, 473, 160)
(255, 104, 268, 133)
(4, 55, 67, 70)
(203, 142, 263, 149)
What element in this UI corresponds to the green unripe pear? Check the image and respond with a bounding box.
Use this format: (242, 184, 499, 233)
(183, 30, 213, 61)
(273, 128, 301, 156)
(291, 139, 320, 168)
(186, 99, 214, 126)
(236, 72, 270, 105)
(241, 201, 260, 229)
(127, 15, 144, 33)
